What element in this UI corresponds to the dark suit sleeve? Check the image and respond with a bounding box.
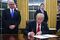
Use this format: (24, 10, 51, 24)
(44, 11, 48, 23)
(15, 11, 21, 26)
(34, 10, 38, 20)
(42, 23, 52, 34)
(24, 22, 32, 36)
(2, 9, 8, 27)
(17, 11, 21, 25)
(43, 23, 49, 34)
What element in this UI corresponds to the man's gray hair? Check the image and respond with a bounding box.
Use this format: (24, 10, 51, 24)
(8, 0, 14, 4)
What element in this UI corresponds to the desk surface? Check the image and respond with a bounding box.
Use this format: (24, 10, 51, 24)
(1, 34, 60, 40)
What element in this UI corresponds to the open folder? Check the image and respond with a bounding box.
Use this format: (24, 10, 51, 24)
(34, 34, 58, 39)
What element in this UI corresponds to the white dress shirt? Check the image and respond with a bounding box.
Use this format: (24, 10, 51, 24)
(10, 8, 14, 13)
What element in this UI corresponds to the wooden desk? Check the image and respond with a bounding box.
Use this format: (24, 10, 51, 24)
(1, 34, 60, 40)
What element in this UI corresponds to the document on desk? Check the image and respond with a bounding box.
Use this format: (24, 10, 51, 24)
(42, 34, 58, 38)
(34, 34, 58, 39)
(34, 35, 49, 39)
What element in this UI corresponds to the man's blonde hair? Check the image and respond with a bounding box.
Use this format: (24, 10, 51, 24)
(36, 13, 44, 18)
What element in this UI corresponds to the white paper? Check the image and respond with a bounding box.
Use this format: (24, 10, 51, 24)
(34, 35, 49, 39)
(42, 34, 58, 38)
(34, 34, 58, 39)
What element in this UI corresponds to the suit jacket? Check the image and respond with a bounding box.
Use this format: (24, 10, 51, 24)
(34, 9, 48, 23)
(56, 14, 60, 31)
(24, 20, 51, 36)
(2, 8, 21, 34)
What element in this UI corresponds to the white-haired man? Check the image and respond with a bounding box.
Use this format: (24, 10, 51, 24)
(2, 1, 21, 34)
(24, 13, 50, 40)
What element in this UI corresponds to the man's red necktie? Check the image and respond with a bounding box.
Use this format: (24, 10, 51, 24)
(36, 24, 40, 33)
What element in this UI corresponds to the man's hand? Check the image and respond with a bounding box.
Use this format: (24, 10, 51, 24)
(9, 25, 16, 29)
(28, 31, 35, 40)
(36, 31, 42, 35)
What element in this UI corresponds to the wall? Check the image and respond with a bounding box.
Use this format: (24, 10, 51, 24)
(17, 0, 29, 29)
(44, 0, 57, 30)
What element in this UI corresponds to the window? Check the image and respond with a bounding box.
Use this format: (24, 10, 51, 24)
(28, 0, 44, 20)
(0, 0, 8, 34)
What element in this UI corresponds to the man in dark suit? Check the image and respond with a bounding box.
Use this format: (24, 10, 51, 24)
(34, 3, 48, 23)
(2, 1, 21, 34)
(24, 13, 50, 40)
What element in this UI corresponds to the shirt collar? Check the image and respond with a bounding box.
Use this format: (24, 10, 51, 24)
(10, 8, 14, 13)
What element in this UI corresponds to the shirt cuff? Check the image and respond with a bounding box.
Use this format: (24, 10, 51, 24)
(28, 32, 31, 36)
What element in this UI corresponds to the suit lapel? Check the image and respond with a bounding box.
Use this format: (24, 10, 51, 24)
(9, 9, 16, 18)
(14, 9, 17, 17)
(6, 9, 11, 17)
(41, 23, 45, 32)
